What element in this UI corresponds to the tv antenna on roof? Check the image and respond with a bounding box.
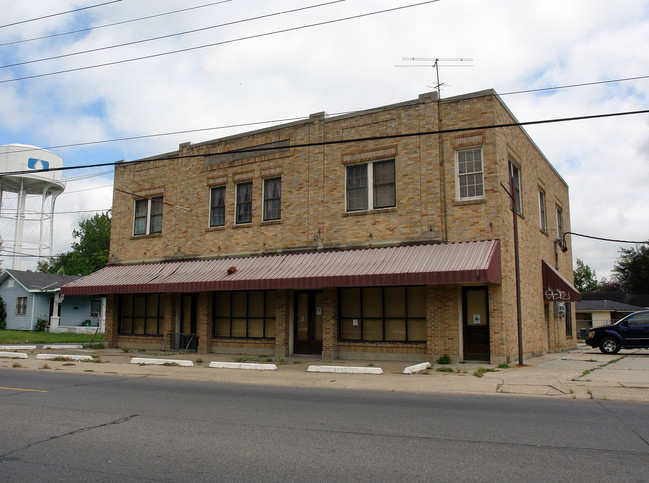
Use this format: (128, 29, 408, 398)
(396, 57, 473, 99)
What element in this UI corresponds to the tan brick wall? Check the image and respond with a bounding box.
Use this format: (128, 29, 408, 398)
(106, 90, 577, 362)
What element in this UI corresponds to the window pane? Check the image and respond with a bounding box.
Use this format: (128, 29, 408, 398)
(265, 318, 276, 338)
(236, 182, 252, 224)
(407, 319, 426, 341)
(134, 199, 147, 235)
(149, 197, 163, 233)
(384, 287, 406, 317)
(385, 319, 406, 341)
(263, 178, 281, 221)
(265, 291, 276, 318)
(458, 149, 484, 200)
(341, 318, 361, 340)
(232, 292, 247, 317)
(231, 318, 246, 337)
(216, 292, 231, 317)
(363, 288, 383, 318)
(146, 294, 159, 318)
(248, 319, 264, 338)
(346, 164, 368, 211)
(373, 160, 396, 208)
(340, 288, 361, 317)
(363, 319, 383, 341)
(133, 318, 145, 335)
(407, 286, 426, 317)
(210, 186, 226, 227)
(248, 292, 264, 318)
(215, 318, 230, 337)
(121, 317, 133, 334)
(145, 316, 158, 335)
(133, 295, 146, 317)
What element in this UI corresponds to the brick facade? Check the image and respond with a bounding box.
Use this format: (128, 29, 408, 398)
(104, 90, 577, 363)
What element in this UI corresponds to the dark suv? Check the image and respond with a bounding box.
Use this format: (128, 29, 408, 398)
(586, 310, 649, 354)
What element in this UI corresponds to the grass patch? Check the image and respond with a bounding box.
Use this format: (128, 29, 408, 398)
(0, 330, 104, 345)
(62, 362, 75, 366)
(40, 363, 51, 370)
(436, 354, 452, 365)
(436, 367, 454, 373)
(474, 367, 498, 378)
(233, 357, 252, 363)
(195, 358, 203, 364)
(497, 363, 510, 369)
(12, 361, 22, 368)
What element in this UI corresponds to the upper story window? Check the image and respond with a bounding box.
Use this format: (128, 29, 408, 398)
(134, 196, 163, 235)
(263, 177, 281, 221)
(538, 188, 547, 232)
(236, 182, 253, 224)
(16, 296, 27, 316)
(346, 159, 395, 212)
(456, 148, 484, 200)
(210, 186, 226, 227)
(556, 206, 564, 239)
(508, 161, 522, 214)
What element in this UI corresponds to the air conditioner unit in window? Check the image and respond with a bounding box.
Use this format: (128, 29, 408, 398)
(554, 302, 566, 318)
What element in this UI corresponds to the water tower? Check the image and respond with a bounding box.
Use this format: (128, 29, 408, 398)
(0, 144, 65, 270)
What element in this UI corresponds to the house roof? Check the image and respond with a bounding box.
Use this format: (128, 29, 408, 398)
(0, 269, 82, 293)
(576, 299, 646, 312)
(61, 240, 502, 295)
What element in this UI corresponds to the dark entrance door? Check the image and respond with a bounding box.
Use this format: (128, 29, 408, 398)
(178, 293, 198, 351)
(294, 291, 323, 355)
(463, 287, 490, 361)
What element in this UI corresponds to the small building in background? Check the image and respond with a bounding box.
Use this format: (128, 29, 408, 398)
(0, 269, 105, 333)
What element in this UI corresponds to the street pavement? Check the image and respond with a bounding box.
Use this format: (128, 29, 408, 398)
(1, 344, 648, 402)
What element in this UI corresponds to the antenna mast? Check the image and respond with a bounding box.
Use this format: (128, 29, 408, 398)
(398, 57, 473, 99)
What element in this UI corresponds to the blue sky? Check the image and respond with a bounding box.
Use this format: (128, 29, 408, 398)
(1, 0, 648, 279)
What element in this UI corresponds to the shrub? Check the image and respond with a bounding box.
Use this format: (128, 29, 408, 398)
(35, 316, 49, 332)
(436, 354, 452, 365)
(0, 296, 6, 329)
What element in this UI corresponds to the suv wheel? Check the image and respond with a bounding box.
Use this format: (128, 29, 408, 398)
(599, 336, 621, 354)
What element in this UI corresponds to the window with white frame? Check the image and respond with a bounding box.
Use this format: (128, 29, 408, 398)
(16, 296, 27, 315)
(538, 188, 547, 232)
(90, 299, 102, 318)
(556, 206, 564, 239)
(456, 148, 484, 200)
(236, 182, 252, 224)
(508, 161, 522, 214)
(134, 196, 163, 235)
(263, 177, 281, 221)
(210, 186, 226, 227)
(346, 159, 395, 212)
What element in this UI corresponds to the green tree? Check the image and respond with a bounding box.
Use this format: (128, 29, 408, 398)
(573, 259, 598, 292)
(38, 211, 111, 276)
(612, 243, 649, 294)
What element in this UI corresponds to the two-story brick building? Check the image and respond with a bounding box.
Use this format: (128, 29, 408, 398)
(63, 89, 580, 363)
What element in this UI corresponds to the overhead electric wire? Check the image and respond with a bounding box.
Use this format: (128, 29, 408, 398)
(500, 75, 649, 96)
(563, 232, 647, 245)
(0, 1, 439, 84)
(0, 0, 345, 70)
(0, 0, 232, 48)
(0, 0, 122, 29)
(2, 107, 648, 177)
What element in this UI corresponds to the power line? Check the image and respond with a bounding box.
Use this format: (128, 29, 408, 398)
(563, 232, 648, 245)
(2, 107, 648, 177)
(0, 1, 439, 84)
(0, 1, 232, 48)
(500, 75, 649, 96)
(0, 1, 344, 70)
(0, 0, 122, 29)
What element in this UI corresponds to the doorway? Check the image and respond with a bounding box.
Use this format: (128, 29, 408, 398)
(294, 291, 323, 354)
(177, 293, 198, 351)
(462, 287, 490, 361)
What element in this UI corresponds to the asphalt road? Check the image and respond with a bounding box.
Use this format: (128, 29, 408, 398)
(1, 369, 648, 482)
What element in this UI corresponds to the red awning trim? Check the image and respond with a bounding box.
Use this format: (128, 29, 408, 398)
(542, 260, 582, 302)
(62, 240, 502, 295)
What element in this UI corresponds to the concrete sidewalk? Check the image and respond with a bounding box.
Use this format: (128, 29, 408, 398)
(2, 344, 648, 402)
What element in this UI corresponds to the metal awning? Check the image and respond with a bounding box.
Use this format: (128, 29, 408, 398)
(542, 260, 581, 302)
(61, 240, 502, 295)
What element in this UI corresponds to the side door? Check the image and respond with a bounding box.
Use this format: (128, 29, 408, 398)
(294, 291, 323, 355)
(462, 287, 490, 361)
(617, 312, 649, 347)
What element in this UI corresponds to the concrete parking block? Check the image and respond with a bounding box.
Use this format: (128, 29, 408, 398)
(209, 361, 278, 371)
(307, 365, 383, 375)
(0, 352, 28, 359)
(403, 362, 431, 374)
(36, 354, 93, 362)
(42, 344, 84, 350)
(130, 357, 194, 367)
(0, 345, 37, 350)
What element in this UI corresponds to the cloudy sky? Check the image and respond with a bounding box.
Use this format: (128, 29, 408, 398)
(0, 0, 648, 278)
